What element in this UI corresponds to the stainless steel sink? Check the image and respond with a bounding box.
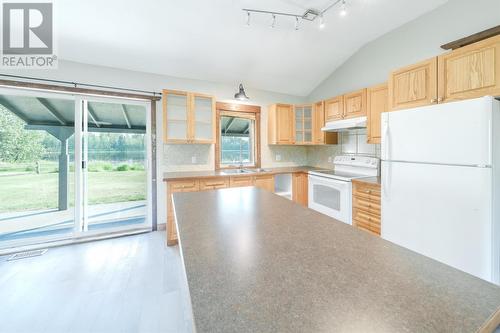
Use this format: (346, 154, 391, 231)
(220, 169, 253, 175)
(220, 168, 271, 175)
(252, 168, 271, 173)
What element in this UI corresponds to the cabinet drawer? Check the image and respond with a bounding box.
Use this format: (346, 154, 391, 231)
(353, 183, 381, 199)
(353, 196, 380, 215)
(199, 177, 229, 191)
(353, 208, 381, 235)
(170, 180, 199, 192)
(230, 176, 254, 187)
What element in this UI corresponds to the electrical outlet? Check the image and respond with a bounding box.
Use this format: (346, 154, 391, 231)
(275, 154, 281, 161)
(191, 156, 197, 164)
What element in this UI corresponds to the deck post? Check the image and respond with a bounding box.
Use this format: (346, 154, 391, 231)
(37, 126, 74, 211)
(58, 138, 69, 211)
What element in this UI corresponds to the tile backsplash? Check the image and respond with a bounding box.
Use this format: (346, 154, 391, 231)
(162, 143, 308, 172)
(339, 130, 381, 157)
(307, 129, 380, 169)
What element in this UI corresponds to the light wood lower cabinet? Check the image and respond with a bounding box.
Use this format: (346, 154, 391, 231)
(352, 180, 381, 236)
(166, 179, 200, 246)
(292, 173, 308, 207)
(230, 176, 254, 187)
(166, 173, 284, 245)
(254, 175, 275, 192)
(199, 177, 229, 191)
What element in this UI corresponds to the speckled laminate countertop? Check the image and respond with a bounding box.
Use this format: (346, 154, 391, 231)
(163, 166, 318, 181)
(173, 187, 500, 333)
(353, 176, 382, 185)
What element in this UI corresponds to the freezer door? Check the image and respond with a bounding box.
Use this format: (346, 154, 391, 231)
(381, 96, 495, 166)
(381, 161, 496, 283)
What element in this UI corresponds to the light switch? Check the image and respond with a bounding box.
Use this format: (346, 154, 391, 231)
(191, 156, 197, 164)
(275, 154, 281, 161)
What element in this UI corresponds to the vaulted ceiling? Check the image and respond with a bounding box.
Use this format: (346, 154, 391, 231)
(58, 0, 448, 96)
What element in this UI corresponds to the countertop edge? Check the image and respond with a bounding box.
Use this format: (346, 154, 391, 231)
(163, 166, 316, 181)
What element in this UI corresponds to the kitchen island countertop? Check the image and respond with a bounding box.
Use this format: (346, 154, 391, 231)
(173, 187, 500, 333)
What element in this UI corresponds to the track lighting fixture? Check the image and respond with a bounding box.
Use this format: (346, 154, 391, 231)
(242, 0, 347, 30)
(339, 0, 347, 17)
(319, 15, 325, 29)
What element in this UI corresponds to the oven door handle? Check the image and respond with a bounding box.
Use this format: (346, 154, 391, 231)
(308, 174, 349, 186)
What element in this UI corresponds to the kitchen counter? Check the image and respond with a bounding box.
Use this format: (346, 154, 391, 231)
(163, 166, 317, 181)
(352, 176, 382, 185)
(173, 187, 500, 333)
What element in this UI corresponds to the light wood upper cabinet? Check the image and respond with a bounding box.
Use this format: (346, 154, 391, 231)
(312, 101, 338, 145)
(294, 105, 313, 144)
(268, 104, 295, 144)
(388, 57, 438, 110)
(163, 90, 215, 144)
(324, 95, 344, 122)
(191, 93, 216, 143)
(438, 35, 500, 102)
(343, 89, 367, 119)
(366, 83, 388, 144)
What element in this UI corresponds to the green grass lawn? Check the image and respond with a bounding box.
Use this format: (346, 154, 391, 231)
(0, 171, 146, 213)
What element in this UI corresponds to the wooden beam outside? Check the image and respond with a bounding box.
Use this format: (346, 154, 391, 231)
(0, 96, 30, 123)
(36, 97, 67, 125)
(87, 104, 101, 128)
(121, 104, 132, 129)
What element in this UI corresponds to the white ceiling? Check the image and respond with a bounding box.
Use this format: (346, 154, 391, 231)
(58, 0, 448, 96)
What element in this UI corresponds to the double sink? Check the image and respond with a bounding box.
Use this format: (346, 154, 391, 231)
(220, 168, 271, 175)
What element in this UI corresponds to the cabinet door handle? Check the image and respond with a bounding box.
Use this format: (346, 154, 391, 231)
(430, 98, 437, 103)
(437, 97, 443, 103)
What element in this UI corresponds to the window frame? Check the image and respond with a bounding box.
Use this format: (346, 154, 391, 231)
(215, 102, 261, 170)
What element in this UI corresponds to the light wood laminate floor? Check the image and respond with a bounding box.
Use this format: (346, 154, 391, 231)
(0, 232, 190, 333)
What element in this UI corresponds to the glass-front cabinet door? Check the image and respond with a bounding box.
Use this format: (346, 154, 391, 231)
(163, 90, 189, 143)
(294, 105, 313, 144)
(163, 90, 215, 144)
(191, 93, 215, 143)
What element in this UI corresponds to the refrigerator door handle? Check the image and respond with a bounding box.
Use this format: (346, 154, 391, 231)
(383, 162, 391, 200)
(382, 114, 390, 161)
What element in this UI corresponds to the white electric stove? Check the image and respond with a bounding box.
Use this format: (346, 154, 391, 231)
(308, 155, 379, 224)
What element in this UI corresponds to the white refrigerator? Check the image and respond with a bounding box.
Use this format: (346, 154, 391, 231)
(381, 96, 500, 285)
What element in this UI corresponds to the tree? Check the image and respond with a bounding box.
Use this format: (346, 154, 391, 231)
(0, 106, 45, 163)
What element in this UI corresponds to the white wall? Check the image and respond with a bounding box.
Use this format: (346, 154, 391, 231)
(308, 0, 500, 101)
(305, 0, 500, 167)
(1, 60, 308, 226)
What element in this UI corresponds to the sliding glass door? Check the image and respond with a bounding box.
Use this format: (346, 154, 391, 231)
(0, 87, 152, 249)
(78, 96, 151, 234)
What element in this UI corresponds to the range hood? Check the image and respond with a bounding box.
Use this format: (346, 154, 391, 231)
(321, 116, 367, 132)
